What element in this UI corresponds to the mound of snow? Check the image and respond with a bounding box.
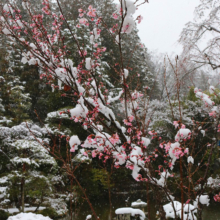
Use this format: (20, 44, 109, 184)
(115, 207, 145, 220)
(7, 212, 52, 220)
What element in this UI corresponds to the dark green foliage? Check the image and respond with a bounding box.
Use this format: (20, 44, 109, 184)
(38, 208, 60, 219)
(92, 168, 114, 189)
(26, 177, 52, 203)
(0, 210, 9, 220)
(187, 87, 198, 102)
(6, 175, 21, 207)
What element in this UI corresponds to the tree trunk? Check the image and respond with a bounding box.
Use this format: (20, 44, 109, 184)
(158, 204, 166, 220)
(155, 188, 166, 220)
(197, 203, 202, 220)
(146, 182, 151, 220)
(21, 177, 25, 212)
(70, 178, 73, 220)
(108, 173, 112, 220)
(180, 157, 184, 220)
(21, 163, 26, 212)
(35, 192, 43, 212)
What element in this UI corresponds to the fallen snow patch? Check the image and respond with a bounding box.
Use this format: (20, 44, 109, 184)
(7, 212, 52, 220)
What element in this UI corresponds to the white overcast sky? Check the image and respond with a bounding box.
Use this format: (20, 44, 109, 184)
(136, 0, 201, 55)
(114, 0, 201, 55)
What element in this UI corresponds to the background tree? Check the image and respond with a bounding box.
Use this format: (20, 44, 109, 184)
(179, 0, 220, 73)
(0, 122, 67, 216)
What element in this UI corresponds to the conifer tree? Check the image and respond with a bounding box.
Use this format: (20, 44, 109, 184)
(0, 122, 67, 215)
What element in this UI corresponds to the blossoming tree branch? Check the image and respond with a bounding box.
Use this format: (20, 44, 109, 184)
(0, 0, 220, 219)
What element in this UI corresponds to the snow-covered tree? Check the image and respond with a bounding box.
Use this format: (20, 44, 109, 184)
(179, 0, 220, 73)
(56, 0, 156, 90)
(0, 122, 67, 216)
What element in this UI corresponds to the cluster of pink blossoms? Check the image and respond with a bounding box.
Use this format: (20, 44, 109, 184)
(112, 13, 118, 19)
(173, 121, 179, 129)
(214, 193, 220, 202)
(42, 0, 50, 15)
(137, 15, 143, 24)
(172, 147, 188, 159)
(123, 115, 134, 126)
(209, 110, 217, 117)
(77, 5, 97, 27)
(109, 133, 120, 145)
(87, 5, 96, 17)
(79, 18, 88, 25)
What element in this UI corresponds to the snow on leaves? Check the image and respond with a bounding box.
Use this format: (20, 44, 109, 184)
(194, 87, 215, 106)
(163, 200, 197, 220)
(11, 140, 57, 167)
(69, 135, 81, 152)
(175, 128, 191, 142)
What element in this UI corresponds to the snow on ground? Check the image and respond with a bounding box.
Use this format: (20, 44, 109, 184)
(7, 212, 52, 220)
(3, 207, 46, 214)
